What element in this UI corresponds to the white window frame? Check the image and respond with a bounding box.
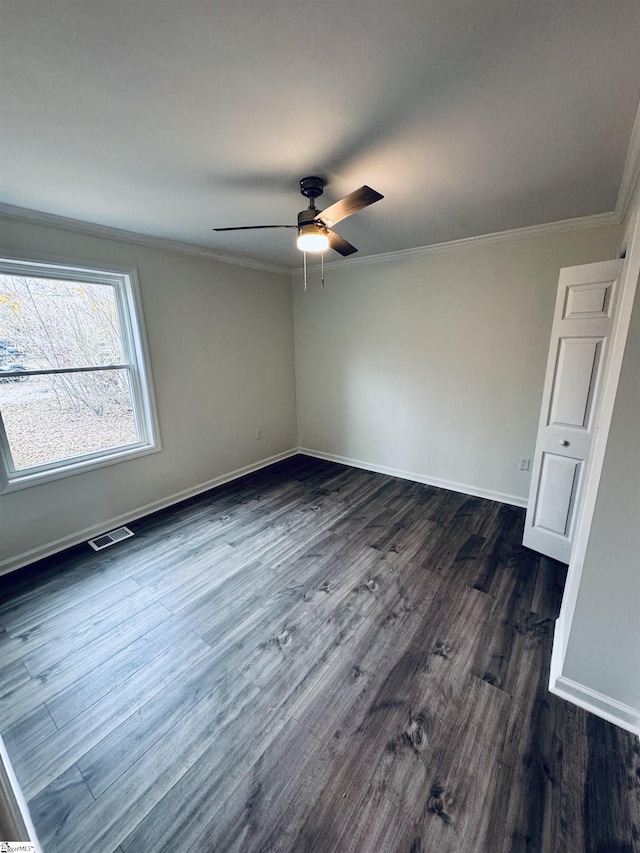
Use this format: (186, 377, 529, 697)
(0, 254, 161, 493)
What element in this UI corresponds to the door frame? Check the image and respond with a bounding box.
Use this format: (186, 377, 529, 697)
(549, 209, 640, 734)
(0, 734, 42, 850)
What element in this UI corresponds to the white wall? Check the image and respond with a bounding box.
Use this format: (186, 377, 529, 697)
(293, 225, 623, 504)
(0, 217, 297, 572)
(562, 178, 640, 716)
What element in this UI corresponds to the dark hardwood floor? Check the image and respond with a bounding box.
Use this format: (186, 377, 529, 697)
(0, 455, 638, 852)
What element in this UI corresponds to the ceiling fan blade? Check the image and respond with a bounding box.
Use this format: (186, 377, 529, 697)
(315, 186, 383, 228)
(212, 225, 296, 231)
(327, 229, 357, 256)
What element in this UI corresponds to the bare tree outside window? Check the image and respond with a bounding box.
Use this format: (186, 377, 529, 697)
(0, 274, 139, 471)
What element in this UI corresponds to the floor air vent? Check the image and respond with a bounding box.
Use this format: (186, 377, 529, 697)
(88, 526, 134, 551)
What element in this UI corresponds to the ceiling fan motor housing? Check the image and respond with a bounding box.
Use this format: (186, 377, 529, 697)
(298, 209, 324, 228)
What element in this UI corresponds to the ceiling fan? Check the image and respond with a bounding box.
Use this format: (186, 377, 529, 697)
(213, 176, 383, 257)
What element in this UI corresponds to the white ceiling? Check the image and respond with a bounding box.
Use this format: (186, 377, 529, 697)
(1, 1, 639, 270)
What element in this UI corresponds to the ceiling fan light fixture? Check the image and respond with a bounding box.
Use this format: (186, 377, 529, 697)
(297, 223, 329, 253)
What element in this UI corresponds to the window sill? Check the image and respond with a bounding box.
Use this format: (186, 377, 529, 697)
(0, 441, 162, 494)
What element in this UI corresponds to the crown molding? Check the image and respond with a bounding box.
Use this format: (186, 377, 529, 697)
(0, 200, 625, 280)
(0, 204, 290, 276)
(615, 98, 640, 222)
(292, 210, 622, 276)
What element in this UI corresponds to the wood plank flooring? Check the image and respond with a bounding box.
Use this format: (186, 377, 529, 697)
(0, 455, 638, 852)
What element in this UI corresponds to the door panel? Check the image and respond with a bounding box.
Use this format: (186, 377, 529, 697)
(533, 453, 581, 535)
(563, 280, 614, 320)
(548, 337, 603, 429)
(523, 259, 624, 563)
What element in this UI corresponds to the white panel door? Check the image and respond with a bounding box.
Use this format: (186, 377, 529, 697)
(523, 259, 624, 563)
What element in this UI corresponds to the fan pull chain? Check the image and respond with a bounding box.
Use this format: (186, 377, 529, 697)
(303, 252, 307, 291)
(321, 252, 325, 287)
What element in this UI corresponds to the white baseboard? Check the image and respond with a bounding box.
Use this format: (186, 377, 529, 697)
(297, 447, 527, 508)
(550, 675, 640, 736)
(0, 449, 298, 576)
(2, 447, 526, 576)
(549, 617, 640, 735)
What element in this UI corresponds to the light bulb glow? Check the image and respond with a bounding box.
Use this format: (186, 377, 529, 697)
(297, 224, 329, 253)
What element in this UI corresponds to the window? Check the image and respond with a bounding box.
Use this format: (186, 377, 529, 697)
(0, 256, 159, 491)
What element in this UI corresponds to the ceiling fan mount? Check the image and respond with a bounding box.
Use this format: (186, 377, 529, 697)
(299, 176, 326, 201)
(213, 176, 383, 257)
(298, 177, 325, 230)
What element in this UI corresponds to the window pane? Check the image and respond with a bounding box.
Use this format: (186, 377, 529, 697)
(0, 369, 139, 471)
(0, 274, 125, 371)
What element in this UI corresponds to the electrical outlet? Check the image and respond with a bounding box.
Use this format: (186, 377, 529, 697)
(256, 429, 262, 440)
(519, 457, 531, 471)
